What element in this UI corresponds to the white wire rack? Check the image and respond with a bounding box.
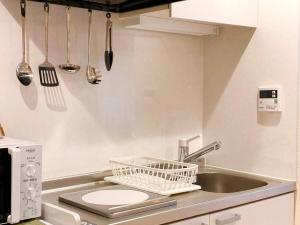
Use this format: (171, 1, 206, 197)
(105, 156, 201, 195)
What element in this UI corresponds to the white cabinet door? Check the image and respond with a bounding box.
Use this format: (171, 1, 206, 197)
(169, 215, 209, 225)
(210, 193, 294, 225)
(171, 0, 257, 27)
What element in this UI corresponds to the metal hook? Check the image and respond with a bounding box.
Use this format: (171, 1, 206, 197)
(20, 0, 26, 17)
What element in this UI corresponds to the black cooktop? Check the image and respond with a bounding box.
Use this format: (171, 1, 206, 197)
(28, 0, 184, 12)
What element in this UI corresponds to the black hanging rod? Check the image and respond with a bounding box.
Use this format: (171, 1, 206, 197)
(27, 0, 184, 13)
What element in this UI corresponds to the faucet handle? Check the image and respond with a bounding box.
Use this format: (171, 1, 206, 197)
(179, 135, 200, 147)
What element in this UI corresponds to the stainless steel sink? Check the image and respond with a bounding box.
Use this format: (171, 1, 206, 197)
(195, 172, 268, 193)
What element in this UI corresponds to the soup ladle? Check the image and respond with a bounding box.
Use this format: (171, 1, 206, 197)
(59, 6, 80, 74)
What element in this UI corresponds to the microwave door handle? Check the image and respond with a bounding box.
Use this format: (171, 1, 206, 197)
(7, 147, 21, 224)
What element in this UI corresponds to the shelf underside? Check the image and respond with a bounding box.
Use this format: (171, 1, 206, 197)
(28, 0, 183, 12)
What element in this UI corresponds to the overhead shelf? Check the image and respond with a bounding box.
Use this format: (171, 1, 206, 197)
(27, 0, 183, 12)
(120, 15, 219, 36)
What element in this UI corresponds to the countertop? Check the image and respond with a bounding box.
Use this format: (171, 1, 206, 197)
(42, 167, 296, 225)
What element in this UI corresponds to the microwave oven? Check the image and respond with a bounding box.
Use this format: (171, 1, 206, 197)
(0, 137, 42, 224)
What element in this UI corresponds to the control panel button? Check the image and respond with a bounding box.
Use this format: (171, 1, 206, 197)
(25, 164, 36, 177)
(25, 187, 36, 200)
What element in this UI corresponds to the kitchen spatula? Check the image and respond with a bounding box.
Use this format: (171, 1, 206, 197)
(39, 3, 59, 87)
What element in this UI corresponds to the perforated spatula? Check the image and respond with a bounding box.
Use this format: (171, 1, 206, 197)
(39, 3, 59, 87)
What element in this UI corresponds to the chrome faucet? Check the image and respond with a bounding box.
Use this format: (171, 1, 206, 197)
(178, 135, 221, 163)
(178, 135, 200, 162)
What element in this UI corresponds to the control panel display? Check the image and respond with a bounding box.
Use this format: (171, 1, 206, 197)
(258, 87, 281, 112)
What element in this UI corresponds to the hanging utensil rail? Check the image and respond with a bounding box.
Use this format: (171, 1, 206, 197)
(27, 0, 183, 12)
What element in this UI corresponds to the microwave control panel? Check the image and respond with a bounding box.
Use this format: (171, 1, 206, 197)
(19, 145, 42, 220)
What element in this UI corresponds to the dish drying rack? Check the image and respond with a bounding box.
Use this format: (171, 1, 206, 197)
(104, 157, 201, 195)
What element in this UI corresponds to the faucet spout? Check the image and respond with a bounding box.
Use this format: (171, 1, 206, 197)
(182, 141, 221, 163)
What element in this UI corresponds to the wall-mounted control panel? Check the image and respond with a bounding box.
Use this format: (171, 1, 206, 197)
(258, 87, 282, 112)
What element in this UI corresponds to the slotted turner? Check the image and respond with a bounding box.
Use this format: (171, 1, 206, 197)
(39, 3, 59, 87)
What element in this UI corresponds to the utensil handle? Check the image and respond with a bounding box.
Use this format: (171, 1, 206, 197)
(215, 214, 241, 225)
(20, 0, 26, 62)
(66, 6, 71, 64)
(105, 13, 112, 52)
(88, 9, 92, 66)
(44, 3, 49, 61)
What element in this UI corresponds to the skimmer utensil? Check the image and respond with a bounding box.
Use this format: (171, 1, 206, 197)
(39, 3, 59, 87)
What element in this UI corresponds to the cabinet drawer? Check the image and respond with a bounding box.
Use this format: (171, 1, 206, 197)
(210, 193, 294, 225)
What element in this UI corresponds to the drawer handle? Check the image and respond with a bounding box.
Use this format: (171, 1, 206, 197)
(216, 214, 241, 225)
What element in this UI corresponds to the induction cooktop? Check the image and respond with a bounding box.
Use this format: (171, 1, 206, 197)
(59, 185, 177, 218)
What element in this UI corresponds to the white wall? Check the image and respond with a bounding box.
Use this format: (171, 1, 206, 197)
(0, 0, 204, 180)
(2, 0, 297, 182)
(203, 0, 299, 180)
(296, 0, 300, 222)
